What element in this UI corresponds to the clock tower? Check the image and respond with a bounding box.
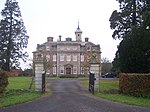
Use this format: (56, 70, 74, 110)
(75, 22, 82, 42)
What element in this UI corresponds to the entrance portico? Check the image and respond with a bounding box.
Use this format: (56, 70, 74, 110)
(65, 64, 73, 75)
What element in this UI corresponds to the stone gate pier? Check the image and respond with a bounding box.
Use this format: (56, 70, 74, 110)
(90, 63, 100, 92)
(34, 59, 44, 92)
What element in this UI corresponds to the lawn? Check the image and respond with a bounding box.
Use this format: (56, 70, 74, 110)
(81, 79, 119, 90)
(99, 79, 119, 90)
(0, 77, 41, 107)
(81, 79, 150, 107)
(7, 77, 34, 90)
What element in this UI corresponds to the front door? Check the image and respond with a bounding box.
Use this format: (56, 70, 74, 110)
(66, 68, 71, 74)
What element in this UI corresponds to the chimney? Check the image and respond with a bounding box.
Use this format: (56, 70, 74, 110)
(85, 37, 89, 42)
(47, 37, 53, 42)
(66, 37, 72, 41)
(59, 35, 62, 41)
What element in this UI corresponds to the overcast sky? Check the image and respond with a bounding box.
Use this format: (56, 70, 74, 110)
(0, 0, 120, 69)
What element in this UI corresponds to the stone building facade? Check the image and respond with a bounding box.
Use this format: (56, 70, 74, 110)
(33, 25, 101, 76)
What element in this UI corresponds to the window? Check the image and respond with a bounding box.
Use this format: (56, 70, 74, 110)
(67, 55, 71, 61)
(41, 54, 43, 58)
(73, 47, 77, 51)
(53, 67, 56, 74)
(60, 66, 64, 74)
(60, 47, 64, 51)
(73, 66, 77, 74)
(60, 54, 64, 61)
(53, 55, 56, 61)
(81, 55, 84, 62)
(46, 46, 50, 51)
(87, 46, 91, 51)
(73, 55, 77, 61)
(46, 70, 50, 75)
(87, 67, 90, 74)
(37, 53, 43, 58)
(46, 55, 50, 61)
(81, 67, 84, 74)
(67, 47, 70, 51)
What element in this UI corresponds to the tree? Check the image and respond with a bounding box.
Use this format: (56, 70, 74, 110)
(101, 57, 112, 75)
(0, 0, 29, 71)
(109, 0, 148, 39)
(0, 71, 8, 93)
(118, 27, 150, 73)
(109, 0, 150, 73)
(101, 57, 111, 63)
(111, 52, 120, 74)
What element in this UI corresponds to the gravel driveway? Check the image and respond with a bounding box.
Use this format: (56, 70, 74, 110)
(0, 79, 149, 112)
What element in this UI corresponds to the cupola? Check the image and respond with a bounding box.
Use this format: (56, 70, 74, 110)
(75, 22, 82, 42)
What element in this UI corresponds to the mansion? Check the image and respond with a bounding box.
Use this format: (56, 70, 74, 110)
(33, 25, 101, 76)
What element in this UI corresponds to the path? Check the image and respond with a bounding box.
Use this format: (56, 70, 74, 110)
(0, 79, 149, 112)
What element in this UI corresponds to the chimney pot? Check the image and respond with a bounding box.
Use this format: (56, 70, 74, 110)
(47, 37, 53, 42)
(85, 37, 89, 42)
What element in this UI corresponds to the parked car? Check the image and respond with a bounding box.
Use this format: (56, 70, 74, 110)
(101, 72, 117, 78)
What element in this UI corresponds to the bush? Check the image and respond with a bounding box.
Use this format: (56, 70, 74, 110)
(0, 71, 8, 93)
(119, 73, 150, 97)
(77, 74, 86, 78)
(59, 75, 78, 78)
(22, 69, 33, 76)
(48, 75, 57, 77)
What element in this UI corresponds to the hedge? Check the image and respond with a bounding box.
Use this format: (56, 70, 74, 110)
(119, 73, 150, 97)
(0, 71, 8, 93)
(59, 75, 78, 78)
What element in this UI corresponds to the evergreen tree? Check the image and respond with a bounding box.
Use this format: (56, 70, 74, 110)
(0, 0, 29, 71)
(118, 27, 150, 73)
(110, 0, 150, 73)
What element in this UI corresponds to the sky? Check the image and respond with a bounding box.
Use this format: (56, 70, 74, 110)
(0, 0, 120, 69)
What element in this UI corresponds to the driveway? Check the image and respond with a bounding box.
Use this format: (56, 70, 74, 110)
(0, 79, 149, 112)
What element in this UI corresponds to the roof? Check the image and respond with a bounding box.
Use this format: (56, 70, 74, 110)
(75, 22, 82, 33)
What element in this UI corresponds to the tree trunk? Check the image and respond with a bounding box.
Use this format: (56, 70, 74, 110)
(5, 2, 13, 71)
(132, 0, 136, 26)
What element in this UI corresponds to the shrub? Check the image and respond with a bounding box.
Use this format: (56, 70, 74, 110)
(0, 71, 8, 93)
(77, 74, 86, 78)
(119, 73, 150, 97)
(48, 75, 57, 77)
(22, 69, 33, 76)
(59, 75, 78, 78)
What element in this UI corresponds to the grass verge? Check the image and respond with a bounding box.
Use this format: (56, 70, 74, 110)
(81, 79, 150, 107)
(95, 93, 150, 107)
(0, 89, 41, 107)
(0, 77, 42, 107)
(6, 77, 34, 90)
